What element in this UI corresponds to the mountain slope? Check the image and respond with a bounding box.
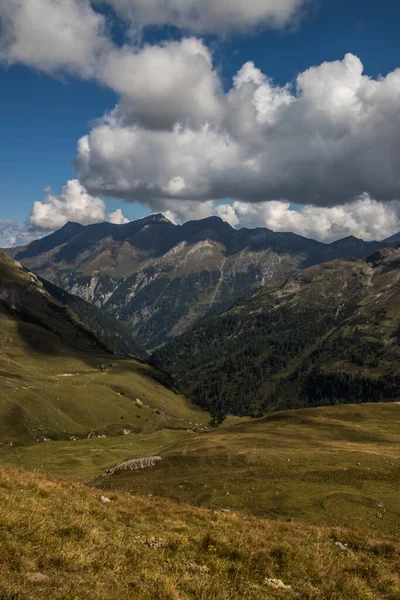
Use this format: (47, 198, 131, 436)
(39, 277, 148, 360)
(2, 464, 400, 600)
(4, 215, 397, 350)
(0, 254, 208, 442)
(152, 246, 400, 418)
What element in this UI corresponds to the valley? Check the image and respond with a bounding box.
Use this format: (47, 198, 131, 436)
(2, 3, 400, 597)
(1, 229, 400, 599)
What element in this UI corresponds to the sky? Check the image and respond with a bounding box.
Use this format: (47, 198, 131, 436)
(1, 0, 400, 246)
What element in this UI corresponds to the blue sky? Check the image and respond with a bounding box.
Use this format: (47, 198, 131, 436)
(1, 0, 400, 244)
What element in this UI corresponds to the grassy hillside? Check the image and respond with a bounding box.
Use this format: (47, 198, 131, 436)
(153, 247, 400, 418)
(2, 429, 196, 481)
(6, 403, 400, 537)
(94, 403, 400, 537)
(0, 254, 209, 443)
(1, 464, 400, 599)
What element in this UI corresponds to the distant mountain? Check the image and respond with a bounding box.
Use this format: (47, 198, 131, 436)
(3, 216, 399, 350)
(0, 253, 207, 442)
(152, 246, 400, 419)
(384, 232, 400, 244)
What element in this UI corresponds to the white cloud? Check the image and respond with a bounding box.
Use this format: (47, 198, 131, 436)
(104, 0, 310, 34)
(224, 196, 400, 242)
(0, 220, 41, 248)
(0, 220, 18, 247)
(108, 208, 130, 224)
(0, 0, 110, 77)
(2, 1, 400, 244)
(7, 4, 400, 213)
(0, 0, 309, 79)
(29, 179, 128, 231)
(154, 196, 400, 242)
(100, 38, 223, 129)
(75, 52, 400, 209)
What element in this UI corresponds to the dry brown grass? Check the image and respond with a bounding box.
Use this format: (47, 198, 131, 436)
(0, 465, 400, 599)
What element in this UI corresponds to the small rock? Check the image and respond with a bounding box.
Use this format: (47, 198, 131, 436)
(377, 502, 384, 509)
(376, 512, 383, 519)
(145, 536, 165, 550)
(221, 509, 232, 513)
(100, 495, 112, 503)
(286, 458, 291, 462)
(357, 462, 361, 466)
(264, 578, 292, 591)
(26, 572, 51, 583)
(335, 541, 349, 551)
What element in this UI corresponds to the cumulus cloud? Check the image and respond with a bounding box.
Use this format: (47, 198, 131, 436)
(29, 180, 128, 231)
(3, 1, 400, 244)
(157, 196, 400, 242)
(0, 0, 110, 77)
(75, 52, 400, 209)
(0, 0, 309, 79)
(103, 0, 310, 35)
(225, 196, 400, 242)
(6, 3, 400, 211)
(101, 38, 223, 129)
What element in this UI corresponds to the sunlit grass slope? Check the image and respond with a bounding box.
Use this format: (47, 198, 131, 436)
(96, 403, 400, 537)
(1, 465, 400, 600)
(2, 429, 194, 481)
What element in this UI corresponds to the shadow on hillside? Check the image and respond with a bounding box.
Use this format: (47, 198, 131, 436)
(11, 300, 111, 367)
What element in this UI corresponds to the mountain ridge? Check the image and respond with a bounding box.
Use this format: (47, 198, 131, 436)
(3, 216, 399, 350)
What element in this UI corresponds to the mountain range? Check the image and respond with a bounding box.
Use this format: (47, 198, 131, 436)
(153, 246, 400, 419)
(3, 214, 399, 350)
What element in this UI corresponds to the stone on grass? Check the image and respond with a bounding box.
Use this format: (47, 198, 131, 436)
(100, 495, 112, 503)
(335, 541, 349, 551)
(264, 578, 292, 590)
(26, 573, 51, 583)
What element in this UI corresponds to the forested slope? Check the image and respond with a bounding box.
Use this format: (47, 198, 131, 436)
(153, 247, 400, 418)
